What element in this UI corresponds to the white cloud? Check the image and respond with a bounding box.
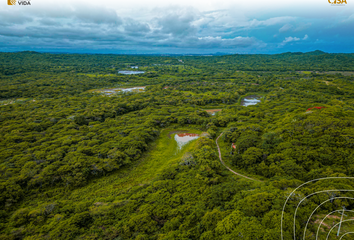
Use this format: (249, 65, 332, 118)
(294, 23, 311, 32)
(196, 36, 261, 48)
(342, 13, 354, 23)
(248, 16, 296, 28)
(280, 34, 308, 46)
(279, 24, 293, 33)
(284, 36, 300, 43)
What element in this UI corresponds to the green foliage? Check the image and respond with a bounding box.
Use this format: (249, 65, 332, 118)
(1, 52, 354, 239)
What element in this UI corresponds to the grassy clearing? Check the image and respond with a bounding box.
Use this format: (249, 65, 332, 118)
(323, 71, 354, 76)
(43, 127, 202, 203)
(203, 109, 222, 112)
(0, 98, 33, 106)
(203, 109, 222, 116)
(78, 73, 117, 77)
(297, 71, 354, 76)
(202, 106, 224, 109)
(316, 212, 354, 239)
(87, 86, 146, 95)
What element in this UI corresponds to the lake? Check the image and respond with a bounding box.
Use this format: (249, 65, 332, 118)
(241, 96, 261, 106)
(118, 70, 145, 75)
(119, 86, 145, 92)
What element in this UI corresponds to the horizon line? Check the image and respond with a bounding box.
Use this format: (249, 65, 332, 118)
(1, 50, 353, 56)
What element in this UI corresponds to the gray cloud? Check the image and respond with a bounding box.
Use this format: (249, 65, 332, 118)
(124, 18, 150, 36)
(154, 9, 197, 37)
(293, 23, 311, 32)
(74, 6, 121, 25)
(195, 36, 262, 48)
(0, 10, 33, 26)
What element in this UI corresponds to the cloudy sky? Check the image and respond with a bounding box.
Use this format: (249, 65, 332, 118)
(1, 0, 353, 54)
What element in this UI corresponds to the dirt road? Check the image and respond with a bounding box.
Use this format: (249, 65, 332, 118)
(216, 133, 262, 182)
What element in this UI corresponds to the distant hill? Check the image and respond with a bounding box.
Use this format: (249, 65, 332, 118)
(277, 50, 326, 56)
(18, 51, 42, 54)
(305, 50, 326, 55)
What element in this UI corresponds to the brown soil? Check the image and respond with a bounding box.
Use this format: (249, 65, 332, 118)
(167, 130, 189, 139)
(314, 219, 331, 229)
(176, 133, 199, 137)
(204, 109, 222, 114)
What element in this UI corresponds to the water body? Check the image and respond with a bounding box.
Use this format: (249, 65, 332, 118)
(174, 133, 199, 150)
(119, 86, 145, 92)
(100, 86, 146, 95)
(241, 96, 261, 106)
(118, 70, 145, 75)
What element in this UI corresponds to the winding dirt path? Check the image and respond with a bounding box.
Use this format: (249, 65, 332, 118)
(216, 133, 262, 182)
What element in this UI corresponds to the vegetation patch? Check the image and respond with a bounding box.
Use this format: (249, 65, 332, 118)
(89, 86, 146, 95)
(204, 109, 222, 115)
(1, 52, 354, 240)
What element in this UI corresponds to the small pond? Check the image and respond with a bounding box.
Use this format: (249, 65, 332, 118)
(174, 133, 199, 149)
(118, 70, 145, 75)
(119, 86, 145, 92)
(98, 86, 146, 95)
(241, 96, 261, 107)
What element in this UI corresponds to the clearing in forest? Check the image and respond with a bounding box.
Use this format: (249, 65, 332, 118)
(241, 95, 261, 106)
(61, 128, 202, 202)
(89, 86, 146, 95)
(297, 71, 354, 76)
(204, 109, 222, 115)
(315, 212, 354, 238)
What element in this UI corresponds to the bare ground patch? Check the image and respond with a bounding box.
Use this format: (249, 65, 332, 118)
(167, 130, 189, 139)
(204, 109, 222, 114)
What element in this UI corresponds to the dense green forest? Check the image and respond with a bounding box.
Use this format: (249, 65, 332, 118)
(1, 51, 354, 239)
